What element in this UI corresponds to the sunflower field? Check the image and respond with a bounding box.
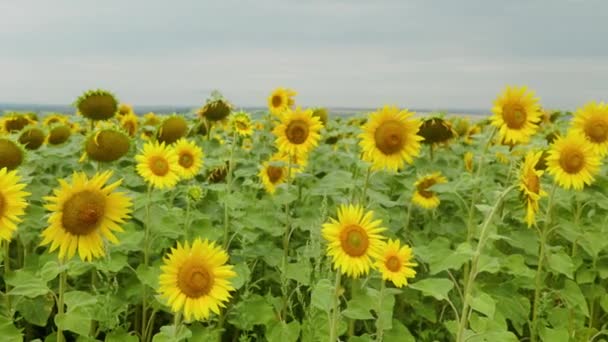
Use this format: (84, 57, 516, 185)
(0, 87, 608, 342)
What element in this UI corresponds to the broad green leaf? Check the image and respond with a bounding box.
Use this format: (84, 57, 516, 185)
(342, 290, 375, 320)
(16, 294, 54, 326)
(547, 249, 575, 279)
(539, 327, 569, 342)
(188, 323, 221, 342)
(384, 319, 415, 342)
(561, 280, 589, 317)
(105, 328, 139, 342)
(311, 279, 334, 313)
(471, 292, 496, 319)
(0, 317, 22, 341)
(152, 324, 192, 342)
(6, 271, 50, 298)
(285, 259, 312, 286)
(55, 308, 92, 336)
(409, 278, 453, 301)
(64, 291, 98, 312)
(228, 294, 276, 330)
(267, 320, 301, 342)
(231, 262, 251, 290)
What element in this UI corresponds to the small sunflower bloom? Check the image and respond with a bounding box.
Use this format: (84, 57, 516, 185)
(546, 132, 601, 190)
(411, 172, 448, 209)
(571, 101, 608, 157)
(135, 141, 180, 189)
(520, 151, 548, 227)
(490, 86, 542, 145)
(375, 239, 417, 288)
(0, 168, 30, 241)
(268, 88, 297, 115)
(173, 139, 204, 180)
(273, 107, 323, 157)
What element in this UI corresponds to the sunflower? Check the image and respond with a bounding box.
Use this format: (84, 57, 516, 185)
(463, 125, 481, 145)
(0, 138, 25, 170)
(267, 87, 296, 115)
(173, 138, 203, 179)
(0, 168, 30, 242)
(359, 106, 423, 172)
(375, 239, 417, 288)
(43, 114, 69, 127)
(40, 171, 132, 261)
(117, 103, 133, 117)
(464, 152, 474, 173)
(75, 89, 119, 121)
(121, 112, 139, 137)
(19, 127, 46, 150)
(418, 117, 455, 145)
(135, 141, 180, 189)
(490, 86, 542, 144)
(158, 238, 236, 322)
(230, 112, 253, 137)
(412, 172, 448, 209)
(272, 107, 323, 156)
(259, 157, 288, 194)
(84, 128, 131, 163)
(519, 151, 548, 227)
(546, 132, 601, 190)
(571, 101, 608, 156)
(47, 125, 71, 145)
(322, 204, 386, 278)
(157, 115, 188, 144)
(143, 112, 161, 126)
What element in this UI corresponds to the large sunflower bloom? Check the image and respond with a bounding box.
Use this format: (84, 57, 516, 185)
(267, 87, 296, 115)
(490, 86, 542, 144)
(571, 101, 608, 157)
(322, 204, 386, 278)
(0, 168, 30, 242)
(272, 107, 323, 157)
(135, 141, 180, 189)
(173, 139, 204, 180)
(40, 171, 132, 261)
(158, 238, 236, 322)
(359, 106, 423, 172)
(546, 133, 601, 190)
(411, 172, 448, 209)
(375, 239, 417, 288)
(519, 151, 548, 227)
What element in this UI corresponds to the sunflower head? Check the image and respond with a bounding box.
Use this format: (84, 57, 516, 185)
(75, 89, 119, 121)
(198, 98, 232, 122)
(312, 107, 329, 126)
(0, 138, 25, 170)
(534, 150, 550, 171)
(117, 103, 133, 117)
(571, 101, 608, 156)
(47, 125, 72, 145)
(85, 128, 131, 163)
(2, 113, 33, 133)
(143, 112, 161, 126)
(375, 239, 417, 288)
(173, 138, 204, 179)
(464, 152, 474, 173)
(491, 86, 542, 144)
(464, 125, 481, 145)
(418, 116, 455, 145)
(546, 132, 601, 190)
(259, 157, 288, 194)
(157, 115, 189, 144)
(135, 141, 181, 189)
(229, 111, 253, 137)
(272, 107, 323, 156)
(452, 117, 471, 137)
(207, 162, 229, 183)
(0, 168, 30, 241)
(19, 126, 46, 150)
(520, 151, 548, 227)
(120, 113, 139, 137)
(268, 87, 297, 115)
(412, 172, 448, 209)
(43, 114, 69, 127)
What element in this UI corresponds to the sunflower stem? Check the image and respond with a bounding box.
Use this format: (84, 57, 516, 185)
(456, 185, 515, 342)
(173, 312, 182, 338)
(142, 185, 153, 341)
(361, 166, 372, 206)
(328, 271, 342, 342)
(3, 240, 11, 315)
(375, 280, 386, 342)
(185, 192, 192, 240)
(223, 130, 238, 250)
(57, 269, 67, 342)
(530, 183, 557, 342)
(281, 153, 294, 320)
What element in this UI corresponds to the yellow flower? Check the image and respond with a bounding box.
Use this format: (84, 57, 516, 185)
(520, 151, 548, 227)
(411, 172, 448, 209)
(375, 239, 417, 288)
(546, 132, 601, 190)
(135, 141, 180, 189)
(173, 138, 204, 180)
(322, 204, 386, 278)
(359, 105, 423, 172)
(43, 114, 69, 127)
(159, 238, 236, 322)
(464, 125, 481, 145)
(272, 107, 323, 157)
(118, 103, 133, 117)
(259, 157, 288, 194)
(40, 171, 132, 261)
(230, 112, 253, 137)
(490, 86, 542, 144)
(268, 87, 296, 115)
(464, 152, 474, 173)
(571, 101, 608, 157)
(0, 168, 30, 242)
(121, 112, 139, 137)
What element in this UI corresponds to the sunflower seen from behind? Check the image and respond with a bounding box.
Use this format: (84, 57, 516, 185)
(136, 141, 180, 189)
(158, 238, 236, 322)
(520, 151, 547, 227)
(490, 86, 542, 145)
(359, 105, 423, 172)
(0, 168, 30, 242)
(40, 171, 132, 261)
(571, 101, 608, 157)
(268, 87, 296, 115)
(273, 107, 323, 157)
(322, 204, 386, 278)
(174, 138, 203, 180)
(375, 239, 417, 288)
(412, 172, 447, 209)
(546, 132, 601, 190)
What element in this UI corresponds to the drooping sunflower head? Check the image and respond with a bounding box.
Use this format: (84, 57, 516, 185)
(418, 116, 455, 145)
(207, 162, 229, 183)
(519, 151, 548, 227)
(159, 238, 236, 322)
(491, 86, 542, 144)
(571, 101, 608, 156)
(322, 204, 386, 278)
(375, 239, 417, 288)
(2, 113, 33, 133)
(157, 115, 189, 145)
(464, 152, 474, 173)
(546, 132, 601, 190)
(0, 138, 25, 170)
(135, 141, 180, 189)
(40, 171, 132, 261)
(267, 87, 296, 115)
(359, 105, 423, 172)
(173, 138, 203, 180)
(259, 157, 288, 194)
(272, 107, 323, 156)
(18, 126, 46, 150)
(312, 107, 329, 126)
(412, 172, 448, 209)
(198, 98, 232, 123)
(84, 128, 131, 163)
(120, 113, 139, 137)
(47, 125, 72, 145)
(75, 89, 119, 121)
(229, 111, 253, 137)
(0, 168, 30, 242)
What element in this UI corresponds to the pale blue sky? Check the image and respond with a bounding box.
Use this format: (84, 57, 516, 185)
(1, 1, 606, 111)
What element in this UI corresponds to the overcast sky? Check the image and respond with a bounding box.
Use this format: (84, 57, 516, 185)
(1, 1, 606, 111)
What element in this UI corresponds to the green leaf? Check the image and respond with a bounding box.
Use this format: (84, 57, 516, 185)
(342, 290, 375, 320)
(547, 249, 575, 279)
(231, 262, 251, 290)
(477, 254, 500, 274)
(136, 263, 162, 289)
(16, 294, 54, 326)
(228, 294, 276, 330)
(55, 308, 92, 336)
(409, 278, 454, 301)
(105, 328, 139, 342)
(311, 279, 335, 313)
(64, 291, 98, 311)
(6, 270, 50, 298)
(384, 319, 415, 342)
(467, 331, 518, 342)
(0, 316, 23, 340)
(561, 280, 589, 317)
(540, 327, 569, 342)
(267, 320, 301, 342)
(285, 260, 312, 286)
(152, 324, 192, 342)
(188, 323, 221, 342)
(470, 292, 496, 318)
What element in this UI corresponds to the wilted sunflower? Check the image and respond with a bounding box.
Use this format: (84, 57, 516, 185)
(0, 138, 24, 170)
(520, 151, 548, 227)
(464, 152, 474, 173)
(75, 89, 119, 121)
(322, 204, 386, 278)
(546, 132, 601, 190)
(120, 112, 139, 137)
(18, 127, 46, 150)
(135, 141, 180, 189)
(230, 112, 253, 137)
(375, 239, 417, 288)
(207, 162, 229, 183)
(47, 125, 71, 145)
(491, 86, 542, 144)
(84, 128, 131, 163)
(418, 117, 455, 145)
(259, 158, 288, 194)
(359, 106, 423, 172)
(0, 168, 30, 242)
(412, 172, 447, 209)
(267, 87, 296, 115)
(40, 171, 132, 261)
(174, 138, 203, 179)
(273, 107, 323, 156)
(157, 115, 189, 144)
(43, 114, 69, 127)
(571, 101, 608, 156)
(198, 98, 232, 123)
(158, 238, 236, 322)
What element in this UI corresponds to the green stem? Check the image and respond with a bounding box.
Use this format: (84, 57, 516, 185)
(328, 271, 342, 342)
(376, 280, 386, 342)
(173, 312, 182, 338)
(4, 240, 11, 315)
(403, 201, 413, 238)
(586, 258, 598, 342)
(142, 186, 152, 341)
(361, 166, 372, 206)
(57, 270, 67, 342)
(281, 153, 294, 320)
(184, 195, 192, 240)
(223, 130, 238, 249)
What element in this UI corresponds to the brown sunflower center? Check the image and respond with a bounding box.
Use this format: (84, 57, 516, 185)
(374, 120, 405, 155)
(179, 152, 194, 169)
(340, 224, 369, 257)
(149, 156, 169, 176)
(559, 147, 585, 174)
(61, 190, 106, 236)
(0, 193, 5, 217)
(525, 171, 540, 194)
(584, 118, 608, 143)
(416, 178, 437, 198)
(502, 103, 527, 129)
(236, 121, 249, 130)
(267, 166, 283, 183)
(177, 260, 214, 298)
(285, 120, 309, 144)
(385, 255, 401, 272)
(271, 95, 283, 108)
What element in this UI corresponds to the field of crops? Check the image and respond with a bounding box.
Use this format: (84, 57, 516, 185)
(0, 87, 607, 342)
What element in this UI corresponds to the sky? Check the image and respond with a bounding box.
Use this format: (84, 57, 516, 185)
(1, 0, 607, 112)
